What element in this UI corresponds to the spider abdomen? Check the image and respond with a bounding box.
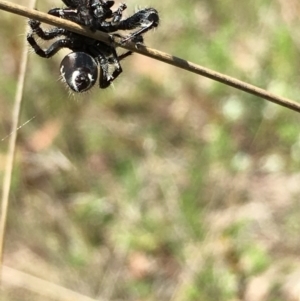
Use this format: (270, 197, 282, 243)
(60, 52, 98, 92)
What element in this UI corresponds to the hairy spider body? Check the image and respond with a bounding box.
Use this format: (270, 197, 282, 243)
(27, 0, 159, 92)
(28, 19, 132, 91)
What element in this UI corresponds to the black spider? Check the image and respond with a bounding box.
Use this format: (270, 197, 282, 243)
(27, 18, 132, 92)
(27, 0, 159, 92)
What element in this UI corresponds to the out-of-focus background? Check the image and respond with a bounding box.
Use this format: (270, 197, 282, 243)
(1, 0, 300, 300)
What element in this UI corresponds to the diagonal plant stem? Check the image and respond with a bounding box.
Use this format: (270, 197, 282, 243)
(2, 265, 101, 301)
(0, 0, 36, 272)
(0, 1, 299, 113)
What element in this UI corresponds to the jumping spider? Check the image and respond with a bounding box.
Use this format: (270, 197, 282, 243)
(27, 0, 159, 92)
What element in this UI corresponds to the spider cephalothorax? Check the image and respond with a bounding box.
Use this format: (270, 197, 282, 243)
(27, 0, 159, 92)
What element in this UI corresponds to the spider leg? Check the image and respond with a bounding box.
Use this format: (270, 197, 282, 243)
(99, 48, 133, 88)
(118, 8, 159, 43)
(48, 0, 87, 19)
(99, 61, 123, 88)
(48, 0, 94, 27)
(91, 0, 115, 19)
(111, 3, 127, 25)
(86, 37, 132, 88)
(48, 7, 76, 19)
(48, 7, 93, 27)
(27, 33, 74, 58)
(92, 0, 114, 9)
(28, 19, 67, 40)
(98, 57, 113, 88)
(86, 0, 118, 31)
(92, 3, 126, 32)
(28, 19, 72, 58)
(88, 43, 123, 88)
(61, 0, 79, 8)
(110, 32, 144, 45)
(118, 50, 132, 61)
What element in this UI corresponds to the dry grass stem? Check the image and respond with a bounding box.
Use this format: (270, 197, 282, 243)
(0, 1, 299, 113)
(0, 0, 36, 276)
(2, 265, 101, 301)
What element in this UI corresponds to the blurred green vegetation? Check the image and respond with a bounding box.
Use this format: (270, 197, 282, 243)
(1, 0, 300, 300)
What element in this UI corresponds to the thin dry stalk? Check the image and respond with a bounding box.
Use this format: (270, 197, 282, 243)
(0, 1, 299, 113)
(2, 265, 101, 301)
(0, 0, 36, 272)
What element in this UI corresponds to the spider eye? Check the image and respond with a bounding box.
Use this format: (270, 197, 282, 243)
(60, 52, 98, 92)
